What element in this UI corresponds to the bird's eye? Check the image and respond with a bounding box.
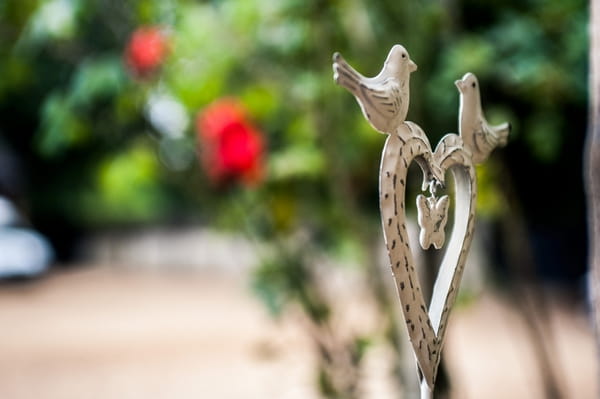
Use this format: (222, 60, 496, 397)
(402, 53, 406, 58)
(471, 82, 476, 88)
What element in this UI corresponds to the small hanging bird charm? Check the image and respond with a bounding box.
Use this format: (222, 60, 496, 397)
(416, 193, 450, 250)
(333, 44, 417, 134)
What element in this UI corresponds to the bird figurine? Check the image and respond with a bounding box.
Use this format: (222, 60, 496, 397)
(416, 194, 450, 250)
(455, 72, 510, 164)
(333, 44, 418, 134)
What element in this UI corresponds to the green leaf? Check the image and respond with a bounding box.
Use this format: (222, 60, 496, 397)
(81, 140, 167, 224)
(37, 92, 88, 157)
(269, 146, 325, 181)
(68, 55, 126, 108)
(15, 0, 82, 50)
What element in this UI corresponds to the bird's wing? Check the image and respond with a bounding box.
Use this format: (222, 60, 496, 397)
(490, 121, 510, 146)
(358, 78, 403, 119)
(333, 54, 365, 93)
(472, 119, 492, 152)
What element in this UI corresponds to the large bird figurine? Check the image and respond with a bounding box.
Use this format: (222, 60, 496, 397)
(455, 72, 510, 164)
(333, 44, 417, 134)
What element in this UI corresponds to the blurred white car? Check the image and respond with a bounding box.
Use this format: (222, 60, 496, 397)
(0, 196, 53, 278)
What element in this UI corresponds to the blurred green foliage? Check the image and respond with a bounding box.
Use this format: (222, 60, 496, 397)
(0, 0, 588, 231)
(0, 0, 589, 395)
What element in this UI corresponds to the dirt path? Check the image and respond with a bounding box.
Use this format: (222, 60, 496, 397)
(0, 267, 316, 399)
(0, 266, 595, 398)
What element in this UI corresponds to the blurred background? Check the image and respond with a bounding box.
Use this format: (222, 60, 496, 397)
(0, 0, 595, 398)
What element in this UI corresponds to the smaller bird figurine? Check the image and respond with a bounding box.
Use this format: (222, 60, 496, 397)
(455, 73, 510, 164)
(333, 44, 418, 134)
(417, 194, 450, 250)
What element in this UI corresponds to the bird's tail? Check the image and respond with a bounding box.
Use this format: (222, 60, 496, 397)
(491, 122, 511, 147)
(332, 53, 363, 94)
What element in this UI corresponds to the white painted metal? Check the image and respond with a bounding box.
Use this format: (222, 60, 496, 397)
(333, 44, 509, 396)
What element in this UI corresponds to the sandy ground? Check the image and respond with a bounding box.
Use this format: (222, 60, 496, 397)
(0, 265, 596, 398)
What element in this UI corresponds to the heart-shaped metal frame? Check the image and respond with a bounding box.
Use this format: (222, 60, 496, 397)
(379, 122, 476, 388)
(332, 44, 509, 396)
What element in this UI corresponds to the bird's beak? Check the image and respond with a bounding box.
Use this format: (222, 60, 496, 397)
(454, 79, 465, 92)
(409, 60, 417, 73)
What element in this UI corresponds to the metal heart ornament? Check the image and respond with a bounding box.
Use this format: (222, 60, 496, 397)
(333, 45, 509, 394)
(380, 122, 475, 388)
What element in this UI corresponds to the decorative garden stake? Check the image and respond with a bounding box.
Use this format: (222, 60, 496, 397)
(333, 45, 509, 398)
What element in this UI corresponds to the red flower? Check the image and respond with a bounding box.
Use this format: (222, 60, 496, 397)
(125, 26, 168, 77)
(197, 99, 265, 186)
